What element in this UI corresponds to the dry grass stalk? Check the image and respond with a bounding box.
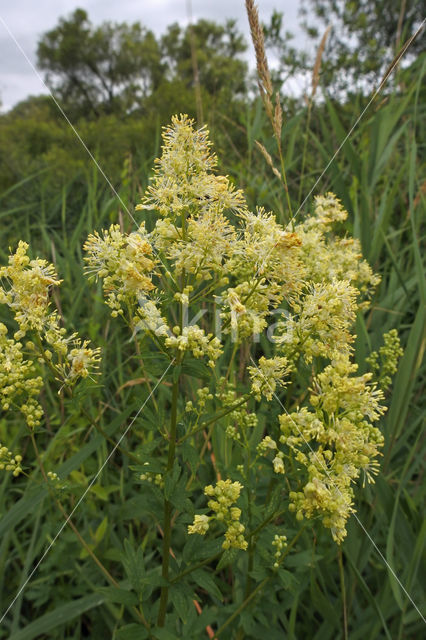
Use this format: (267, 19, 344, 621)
(274, 93, 282, 143)
(255, 140, 282, 180)
(245, 0, 279, 130)
(187, 0, 204, 124)
(245, 0, 273, 97)
(246, 0, 292, 215)
(312, 25, 331, 99)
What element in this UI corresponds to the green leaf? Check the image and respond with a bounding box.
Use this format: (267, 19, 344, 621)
(169, 584, 190, 622)
(116, 624, 149, 640)
(182, 535, 222, 564)
(79, 516, 108, 559)
(181, 358, 211, 380)
(122, 539, 146, 594)
(9, 593, 105, 640)
(182, 441, 199, 474)
(152, 627, 180, 640)
(164, 460, 181, 500)
(90, 484, 120, 501)
(345, 552, 392, 640)
(96, 585, 138, 606)
(276, 568, 297, 590)
(193, 569, 223, 602)
(216, 547, 238, 572)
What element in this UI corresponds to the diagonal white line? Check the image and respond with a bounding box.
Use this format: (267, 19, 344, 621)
(0, 14, 140, 229)
(0, 359, 174, 625)
(0, 16, 180, 625)
(249, 18, 426, 283)
(248, 353, 426, 624)
(292, 18, 426, 225)
(0, 12, 180, 288)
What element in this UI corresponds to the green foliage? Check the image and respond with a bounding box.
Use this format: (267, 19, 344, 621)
(0, 8, 424, 640)
(264, 0, 424, 94)
(37, 8, 164, 117)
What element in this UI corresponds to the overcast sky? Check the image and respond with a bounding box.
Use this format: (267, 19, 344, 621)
(0, 1, 307, 112)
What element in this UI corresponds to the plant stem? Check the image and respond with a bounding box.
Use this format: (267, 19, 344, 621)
(338, 549, 348, 640)
(297, 100, 313, 208)
(214, 526, 305, 638)
(277, 145, 293, 222)
(80, 405, 141, 464)
(179, 394, 250, 443)
(157, 359, 181, 627)
(30, 432, 149, 627)
(171, 552, 222, 584)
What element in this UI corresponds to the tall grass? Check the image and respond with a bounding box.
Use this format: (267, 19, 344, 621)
(0, 40, 424, 640)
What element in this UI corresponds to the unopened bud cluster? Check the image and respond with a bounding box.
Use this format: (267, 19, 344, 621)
(366, 329, 403, 390)
(0, 323, 43, 428)
(0, 445, 23, 476)
(272, 534, 287, 568)
(140, 463, 164, 488)
(189, 479, 248, 550)
(165, 325, 222, 368)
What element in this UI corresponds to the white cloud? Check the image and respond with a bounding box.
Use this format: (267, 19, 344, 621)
(0, 0, 304, 111)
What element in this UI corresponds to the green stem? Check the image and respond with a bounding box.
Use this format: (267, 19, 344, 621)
(277, 144, 293, 222)
(297, 100, 313, 209)
(248, 508, 286, 539)
(242, 437, 254, 601)
(179, 394, 250, 443)
(339, 549, 348, 640)
(171, 552, 222, 584)
(214, 526, 305, 638)
(225, 343, 239, 381)
(80, 405, 141, 464)
(157, 359, 181, 627)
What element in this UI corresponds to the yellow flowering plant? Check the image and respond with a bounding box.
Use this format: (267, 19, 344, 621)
(0, 115, 402, 636)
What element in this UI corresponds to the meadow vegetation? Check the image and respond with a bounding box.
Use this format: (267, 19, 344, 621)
(0, 2, 424, 638)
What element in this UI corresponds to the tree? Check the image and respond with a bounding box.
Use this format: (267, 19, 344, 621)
(160, 19, 248, 106)
(264, 0, 424, 95)
(37, 8, 164, 117)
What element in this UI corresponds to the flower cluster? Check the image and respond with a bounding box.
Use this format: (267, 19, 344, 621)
(304, 193, 347, 230)
(0, 323, 43, 428)
(80, 114, 399, 550)
(248, 355, 291, 401)
(295, 193, 380, 303)
(216, 379, 257, 442)
(0, 241, 61, 338)
(135, 296, 169, 337)
(279, 354, 386, 542)
(165, 325, 222, 368)
(0, 444, 23, 476)
(0, 243, 100, 387)
(366, 329, 403, 390)
(140, 462, 164, 489)
(137, 114, 247, 220)
(64, 340, 102, 381)
(220, 209, 304, 340)
(257, 435, 277, 455)
(188, 479, 247, 550)
(234, 208, 303, 290)
(185, 386, 214, 415)
(84, 224, 155, 317)
(154, 210, 237, 281)
(278, 280, 358, 363)
(256, 435, 285, 473)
